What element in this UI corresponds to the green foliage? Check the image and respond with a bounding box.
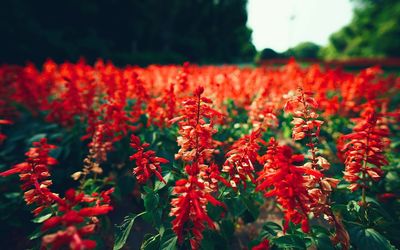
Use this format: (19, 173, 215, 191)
(284, 42, 321, 59)
(256, 48, 281, 61)
(273, 235, 307, 249)
(114, 212, 146, 250)
(321, 0, 400, 59)
(348, 226, 396, 250)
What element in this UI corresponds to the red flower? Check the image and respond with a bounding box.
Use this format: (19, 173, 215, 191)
(146, 83, 177, 127)
(256, 138, 319, 233)
(170, 87, 225, 249)
(0, 138, 59, 215)
(338, 102, 389, 192)
(377, 193, 397, 202)
(285, 88, 340, 222)
(130, 135, 168, 184)
(170, 172, 224, 250)
(284, 88, 323, 143)
(252, 239, 270, 250)
(41, 188, 114, 250)
(171, 86, 222, 163)
(222, 128, 264, 189)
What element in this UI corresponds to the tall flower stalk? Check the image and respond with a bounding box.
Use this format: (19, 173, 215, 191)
(169, 86, 225, 249)
(338, 102, 390, 205)
(285, 88, 348, 249)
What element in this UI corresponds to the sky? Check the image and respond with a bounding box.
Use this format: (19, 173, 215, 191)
(247, 0, 354, 52)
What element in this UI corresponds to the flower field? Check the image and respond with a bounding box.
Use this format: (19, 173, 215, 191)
(0, 59, 399, 250)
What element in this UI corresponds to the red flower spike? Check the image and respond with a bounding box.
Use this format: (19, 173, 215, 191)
(256, 138, 315, 233)
(130, 135, 168, 184)
(41, 188, 114, 250)
(171, 85, 222, 163)
(0, 138, 59, 215)
(338, 102, 390, 193)
(170, 172, 222, 249)
(169, 87, 225, 249)
(222, 128, 264, 189)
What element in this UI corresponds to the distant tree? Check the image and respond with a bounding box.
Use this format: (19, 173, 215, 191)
(0, 0, 255, 65)
(284, 42, 321, 59)
(321, 0, 400, 59)
(256, 48, 281, 62)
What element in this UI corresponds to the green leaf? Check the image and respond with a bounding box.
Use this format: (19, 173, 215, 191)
(141, 234, 160, 250)
(313, 231, 335, 250)
(347, 200, 360, 213)
(113, 212, 146, 250)
(142, 191, 160, 211)
(242, 195, 260, 221)
(220, 219, 235, 239)
(32, 212, 52, 224)
(4, 192, 20, 199)
(154, 173, 172, 192)
(349, 226, 396, 250)
(274, 235, 306, 249)
(160, 229, 177, 250)
(224, 197, 246, 217)
(29, 227, 44, 240)
(261, 221, 282, 237)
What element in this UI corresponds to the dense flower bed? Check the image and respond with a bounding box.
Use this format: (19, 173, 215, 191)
(0, 59, 399, 249)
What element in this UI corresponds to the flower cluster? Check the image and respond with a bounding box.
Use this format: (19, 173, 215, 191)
(170, 86, 224, 249)
(222, 128, 264, 190)
(247, 88, 279, 130)
(284, 89, 349, 248)
(256, 138, 322, 233)
(338, 102, 390, 192)
(0, 139, 114, 249)
(284, 88, 323, 142)
(72, 123, 113, 181)
(146, 83, 177, 127)
(41, 188, 113, 250)
(129, 134, 168, 184)
(170, 172, 224, 249)
(172, 86, 222, 163)
(285, 89, 339, 218)
(1, 60, 396, 133)
(0, 138, 59, 215)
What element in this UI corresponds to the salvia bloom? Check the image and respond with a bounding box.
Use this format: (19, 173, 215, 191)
(247, 88, 279, 130)
(222, 128, 264, 189)
(170, 86, 225, 249)
(72, 123, 112, 181)
(41, 188, 114, 250)
(338, 103, 390, 192)
(146, 83, 177, 127)
(284, 88, 324, 142)
(256, 138, 323, 233)
(0, 138, 59, 216)
(170, 172, 225, 250)
(285, 89, 341, 222)
(171, 86, 222, 163)
(130, 134, 168, 184)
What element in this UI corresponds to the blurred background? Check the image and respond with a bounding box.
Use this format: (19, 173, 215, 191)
(0, 0, 399, 66)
